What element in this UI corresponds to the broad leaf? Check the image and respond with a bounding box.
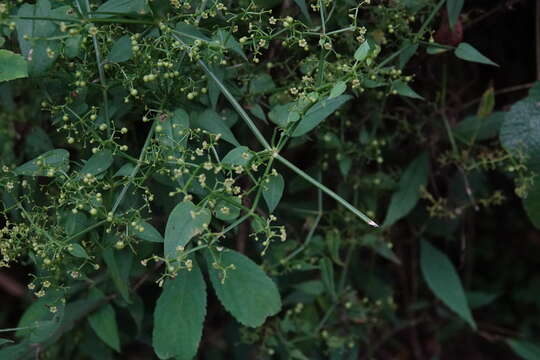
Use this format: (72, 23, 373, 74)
(102, 248, 131, 303)
(454, 42, 498, 66)
(292, 95, 352, 137)
(131, 221, 164, 243)
(68, 243, 90, 259)
(354, 41, 370, 61)
(106, 36, 133, 63)
(14, 149, 70, 176)
(164, 201, 211, 259)
(0, 50, 28, 83)
(420, 240, 476, 329)
(95, 0, 149, 17)
(153, 260, 206, 360)
(88, 289, 121, 352)
(392, 80, 424, 100)
(383, 152, 429, 226)
(157, 108, 190, 154)
(507, 339, 540, 360)
(500, 99, 540, 171)
(222, 146, 253, 166)
(80, 149, 114, 176)
(193, 110, 240, 146)
(207, 249, 281, 327)
(329, 81, 347, 99)
(262, 174, 284, 213)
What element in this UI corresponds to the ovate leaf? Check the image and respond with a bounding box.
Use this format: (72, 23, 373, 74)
(95, 0, 150, 17)
(153, 260, 206, 360)
(292, 95, 352, 137)
(454, 42, 498, 66)
(222, 146, 253, 166)
(164, 202, 211, 259)
(354, 41, 370, 61)
(262, 174, 284, 213)
(88, 289, 121, 352)
(420, 240, 476, 329)
(500, 99, 540, 171)
(14, 149, 70, 176)
(80, 149, 114, 176)
(207, 249, 281, 327)
(131, 221, 163, 243)
(193, 110, 240, 146)
(106, 35, 133, 63)
(329, 81, 347, 99)
(102, 248, 130, 303)
(0, 50, 28, 83)
(383, 152, 429, 226)
(392, 80, 424, 100)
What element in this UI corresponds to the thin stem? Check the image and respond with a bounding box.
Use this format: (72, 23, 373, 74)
(415, 0, 445, 41)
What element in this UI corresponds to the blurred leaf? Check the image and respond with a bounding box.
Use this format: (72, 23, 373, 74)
(68, 243, 90, 259)
(454, 112, 504, 143)
(392, 80, 424, 100)
(131, 221, 164, 243)
(222, 146, 253, 166)
(106, 35, 133, 63)
(0, 50, 28, 83)
(329, 81, 347, 99)
(420, 240, 476, 329)
(102, 248, 131, 303)
(80, 149, 114, 176)
(454, 42, 498, 66)
(447, 0, 464, 29)
(207, 249, 281, 327)
(14, 149, 70, 177)
(399, 41, 418, 68)
(153, 259, 206, 360)
(320, 257, 336, 300)
(477, 86, 495, 118)
(95, 0, 149, 17)
(507, 339, 540, 360)
(383, 152, 429, 226)
(354, 41, 370, 61)
(193, 110, 240, 146)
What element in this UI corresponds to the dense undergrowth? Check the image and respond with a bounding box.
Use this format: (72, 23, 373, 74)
(1, 0, 540, 359)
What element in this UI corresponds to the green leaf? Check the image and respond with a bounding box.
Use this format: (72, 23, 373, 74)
(268, 102, 301, 127)
(262, 174, 284, 213)
(454, 112, 504, 143)
(14, 149, 70, 177)
(523, 179, 540, 229)
(174, 23, 211, 44)
(477, 86, 495, 118)
(214, 197, 241, 221)
(131, 221, 163, 243)
(106, 35, 133, 63)
(249, 73, 276, 94)
(292, 95, 352, 137)
(420, 240, 476, 329)
(214, 29, 246, 60)
(383, 152, 429, 226)
(68, 243, 90, 259)
(500, 98, 540, 171)
(95, 0, 150, 17)
(153, 260, 206, 360)
(454, 42, 498, 66)
(293, 0, 311, 22)
(392, 80, 424, 100)
(88, 289, 121, 352)
(222, 146, 253, 166)
(399, 41, 419, 69)
(157, 108, 190, 152)
(0, 50, 28, 83)
(319, 257, 336, 299)
(65, 35, 82, 58)
(354, 41, 370, 61)
(507, 339, 540, 360)
(16, 293, 65, 342)
(0, 338, 13, 346)
(193, 110, 240, 146)
(24, 127, 53, 158)
(329, 81, 347, 99)
(80, 149, 114, 176)
(164, 201, 211, 259)
(447, 0, 464, 29)
(102, 248, 131, 303)
(207, 249, 281, 327)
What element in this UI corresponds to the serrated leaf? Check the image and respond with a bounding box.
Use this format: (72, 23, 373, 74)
(500, 99, 540, 171)
(222, 146, 252, 166)
(329, 81, 347, 99)
(354, 41, 370, 61)
(106, 35, 132, 63)
(131, 221, 163, 243)
(383, 152, 429, 226)
(164, 201, 211, 259)
(153, 260, 206, 360)
(88, 289, 121, 352)
(80, 149, 114, 176)
(262, 174, 284, 213)
(447, 0, 464, 29)
(507, 339, 540, 360)
(420, 240, 476, 329)
(14, 149, 70, 177)
(393, 80, 424, 100)
(0, 50, 28, 83)
(454, 42, 498, 66)
(292, 95, 352, 137)
(193, 110, 240, 146)
(206, 249, 281, 327)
